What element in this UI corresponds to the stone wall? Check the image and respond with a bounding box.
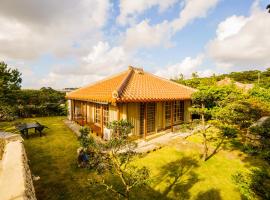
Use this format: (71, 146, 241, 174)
(0, 133, 36, 200)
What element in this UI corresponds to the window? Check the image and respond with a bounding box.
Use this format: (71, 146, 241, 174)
(94, 104, 109, 126)
(174, 101, 184, 124)
(94, 104, 101, 124)
(103, 105, 109, 127)
(140, 103, 156, 135)
(146, 103, 156, 133)
(165, 102, 171, 128)
(140, 103, 145, 135)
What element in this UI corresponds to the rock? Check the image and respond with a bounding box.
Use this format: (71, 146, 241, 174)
(33, 176, 40, 181)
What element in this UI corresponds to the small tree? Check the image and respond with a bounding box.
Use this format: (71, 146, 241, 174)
(189, 105, 209, 161)
(88, 120, 150, 200)
(190, 86, 239, 161)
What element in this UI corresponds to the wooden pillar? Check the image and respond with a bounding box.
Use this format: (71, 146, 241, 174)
(144, 103, 147, 139)
(155, 102, 158, 133)
(117, 104, 120, 121)
(70, 100, 73, 120)
(101, 105, 104, 138)
(162, 102, 165, 129)
(171, 101, 174, 132)
(73, 100, 76, 121)
(85, 102, 88, 124)
(81, 101, 84, 126)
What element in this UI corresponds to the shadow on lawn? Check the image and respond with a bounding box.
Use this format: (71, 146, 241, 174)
(155, 156, 200, 199)
(194, 189, 222, 200)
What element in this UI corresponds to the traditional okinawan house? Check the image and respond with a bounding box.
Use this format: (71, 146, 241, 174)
(66, 66, 196, 139)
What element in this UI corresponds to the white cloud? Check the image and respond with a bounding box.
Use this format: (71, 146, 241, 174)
(123, 20, 172, 50)
(207, 3, 270, 68)
(155, 54, 206, 79)
(81, 41, 131, 75)
(39, 41, 136, 88)
(0, 0, 110, 60)
(215, 15, 248, 40)
(117, 0, 178, 25)
(171, 0, 219, 32)
(122, 0, 219, 50)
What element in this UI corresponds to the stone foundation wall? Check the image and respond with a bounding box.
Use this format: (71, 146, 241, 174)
(0, 133, 36, 200)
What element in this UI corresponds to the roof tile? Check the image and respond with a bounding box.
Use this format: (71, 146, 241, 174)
(66, 67, 195, 103)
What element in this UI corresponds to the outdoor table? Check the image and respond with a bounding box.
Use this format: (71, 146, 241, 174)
(15, 122, 48, 139)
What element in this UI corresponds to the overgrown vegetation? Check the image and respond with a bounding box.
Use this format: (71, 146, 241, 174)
(232, 168, 270, 200)
(0, 62, 66, 121)
(0, 138, 5, 160)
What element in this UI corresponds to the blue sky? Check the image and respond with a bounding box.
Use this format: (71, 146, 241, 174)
(0, 0, 270, 88)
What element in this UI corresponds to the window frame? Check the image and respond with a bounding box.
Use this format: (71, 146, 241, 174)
(94, 104, 101, 124)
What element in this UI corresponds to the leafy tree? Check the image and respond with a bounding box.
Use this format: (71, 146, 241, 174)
(191, 86, 240, 160)
(232, 168, 270, 200)
(213, 100, 263, 129)
(84, 120, 150, 200)
(0, 62, 22, 104)
(248, 117, 270, 163)
(0, 62, 22, 120)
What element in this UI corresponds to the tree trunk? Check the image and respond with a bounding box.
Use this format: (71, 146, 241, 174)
(125, 187, 130, 200)
(201, 103, 208, 161)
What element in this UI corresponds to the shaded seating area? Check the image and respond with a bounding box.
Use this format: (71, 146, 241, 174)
(15, 121, 48, 139)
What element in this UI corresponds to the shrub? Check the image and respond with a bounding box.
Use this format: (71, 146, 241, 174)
(232, 168, 270, 200)
(0, 138, 5, 160)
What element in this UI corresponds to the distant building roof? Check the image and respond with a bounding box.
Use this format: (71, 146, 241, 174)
(217, 77, 254, 91)
(66, 66, 196, 103)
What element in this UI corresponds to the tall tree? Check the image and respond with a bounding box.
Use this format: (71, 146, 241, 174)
(0, 62, 22, 120)
(0, 62, 22, 105)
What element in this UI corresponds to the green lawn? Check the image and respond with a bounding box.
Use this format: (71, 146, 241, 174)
(0, 117, 267, 200)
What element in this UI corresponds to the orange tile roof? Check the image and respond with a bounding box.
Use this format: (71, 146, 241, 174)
(66, 66, 196, 103)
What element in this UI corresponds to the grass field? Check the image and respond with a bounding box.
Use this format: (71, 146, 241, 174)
(0, 117, 267, 200)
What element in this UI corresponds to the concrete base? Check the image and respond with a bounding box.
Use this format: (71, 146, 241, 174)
(0, 133, 36, 200)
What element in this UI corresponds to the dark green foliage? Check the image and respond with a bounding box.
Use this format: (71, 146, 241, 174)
(249, 86, 270, 102)
(79, 126, 92, 149)
(0, 62, 22, 120)
(0, 62, 66, 120)
(248, 118, 270, 163)
(16, 87, 66, 118)
(174, 76, 217, 88)
(232, 168, 270, 200)
(0, 104, 16, 121)
(192, 85, 242, 109)
(107, 119, 134, 137)
(213, 100, 263, 128)
(219, 123, 238, 138)
(0, 62, 22, 105)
